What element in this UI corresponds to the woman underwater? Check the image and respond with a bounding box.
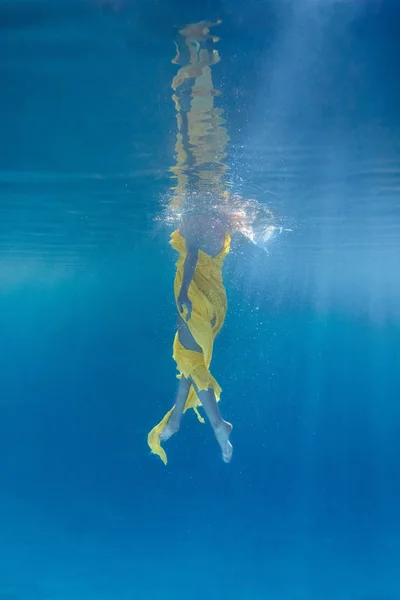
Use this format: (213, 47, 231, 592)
(148, 207, 244, 464)
(147, 20, 274, 464)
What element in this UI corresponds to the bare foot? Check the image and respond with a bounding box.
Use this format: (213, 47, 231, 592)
(214, 420, 233, 463)
(159, 419, 179, 442)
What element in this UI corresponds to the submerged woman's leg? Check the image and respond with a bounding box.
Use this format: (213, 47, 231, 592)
(192, 384, 233, 463)
(177, 314, 201, 351)
(159, 315, 198, 443)
(162, 315, 233, 462)
(178, 316, 233, 462)
(159, 375, 191, 441)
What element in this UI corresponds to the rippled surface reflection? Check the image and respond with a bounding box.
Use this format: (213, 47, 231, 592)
(1, 0, 399, 319)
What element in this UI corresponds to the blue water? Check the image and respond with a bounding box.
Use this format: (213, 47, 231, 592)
(1, 1, 400, 599)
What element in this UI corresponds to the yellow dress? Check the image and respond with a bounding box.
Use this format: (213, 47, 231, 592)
(147, 229, 231, 464)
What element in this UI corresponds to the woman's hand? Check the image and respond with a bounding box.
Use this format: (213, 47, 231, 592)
(177, 292, 193, 321)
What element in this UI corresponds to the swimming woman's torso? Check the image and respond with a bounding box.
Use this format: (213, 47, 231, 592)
(178, 213, 229, 258)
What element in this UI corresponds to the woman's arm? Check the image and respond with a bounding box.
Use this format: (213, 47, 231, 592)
(179, 246, 198, 298)
(177, 239, 198, 320)
(178, 217, 200, 320)
(180, 216, 200, 297)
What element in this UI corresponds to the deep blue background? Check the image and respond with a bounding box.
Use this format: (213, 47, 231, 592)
(0, 1, 399, 598)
